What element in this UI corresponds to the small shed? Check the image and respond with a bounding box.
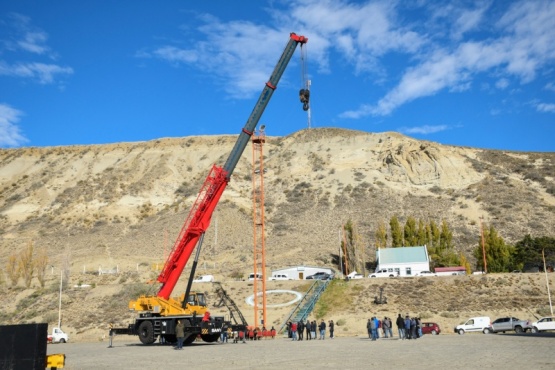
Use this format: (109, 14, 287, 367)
(270, 266, 335, 280)
(375, 246, 430, 277)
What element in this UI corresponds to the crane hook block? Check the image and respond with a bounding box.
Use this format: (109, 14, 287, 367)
(299, 88, 310, 111)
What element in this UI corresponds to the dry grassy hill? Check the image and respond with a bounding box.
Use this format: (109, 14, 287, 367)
(0, 128, 554, 340)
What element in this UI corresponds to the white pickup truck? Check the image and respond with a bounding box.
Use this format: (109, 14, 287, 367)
(47, 327, 69, 343)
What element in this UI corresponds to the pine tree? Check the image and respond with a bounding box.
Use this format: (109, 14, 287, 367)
(473, 225, 514, 272)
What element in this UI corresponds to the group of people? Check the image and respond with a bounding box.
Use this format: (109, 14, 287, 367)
(366, 314, 423, 340)
(287, 319, 334, 340)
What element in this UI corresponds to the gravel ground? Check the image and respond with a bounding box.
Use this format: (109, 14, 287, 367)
(47, 332, 555, 369)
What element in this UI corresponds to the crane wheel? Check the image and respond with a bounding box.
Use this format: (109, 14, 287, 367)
(138, 321, 155, 344)
(201, 333, 220, 343)
(163, 334, 177, 344)
(182, 320, 197, 345)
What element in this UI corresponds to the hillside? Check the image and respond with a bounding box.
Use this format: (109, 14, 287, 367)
(0, 128, 554, 338)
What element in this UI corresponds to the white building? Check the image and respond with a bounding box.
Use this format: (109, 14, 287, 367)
(270, 266, 335, 280)
(375, 246, 431, 277)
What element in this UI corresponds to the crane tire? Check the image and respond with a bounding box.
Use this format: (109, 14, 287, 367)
(138, 321, 155, 344)
(201, 333, 220, 343)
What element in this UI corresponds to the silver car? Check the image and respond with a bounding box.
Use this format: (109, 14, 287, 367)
(488, 317, 532, 334)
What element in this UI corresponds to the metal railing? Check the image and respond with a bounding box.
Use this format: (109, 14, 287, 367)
(278, 279, 330, 334)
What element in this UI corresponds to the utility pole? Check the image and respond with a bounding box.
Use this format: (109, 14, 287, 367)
(543, 249, 553, 315)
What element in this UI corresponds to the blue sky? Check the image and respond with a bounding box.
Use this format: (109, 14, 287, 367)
(1, 0, 554, 151)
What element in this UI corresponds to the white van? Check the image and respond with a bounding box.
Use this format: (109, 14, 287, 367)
(193, 274, 214, 283)
(454, 316, 491, 334)
(248, 272, 263, 280)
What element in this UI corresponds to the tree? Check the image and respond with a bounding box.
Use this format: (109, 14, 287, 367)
(374, 221, 388, 249)
(6, 253, 20, 286)
(403, 216, 418, 246)
(513, 235, 555, 271)
(34, 248, 49, 288)
(460, 253, 471, 275)
(473, 225, 514, 273)
(342, 219, 364, 275)
(417, 219, 427, 246)
(439, 219, 453, 252)
(389, 216, 403, 247)
(428, 220, 440, 250)
(19, 241, 35, 288)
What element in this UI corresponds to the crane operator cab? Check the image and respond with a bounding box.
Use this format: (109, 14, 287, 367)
(182, 292, 207, 311)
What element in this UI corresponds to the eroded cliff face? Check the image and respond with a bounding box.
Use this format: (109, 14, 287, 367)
(0, 128, 553, 272)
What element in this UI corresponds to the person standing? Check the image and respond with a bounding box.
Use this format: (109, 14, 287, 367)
(291, 321, 298, 341)
(367, 319, 372, 339)
(221, 322, 229, 343)
(396, 314, 405, 340)
(319, 319, 326, 340)
(175, 320, 185, 350)
(382, 317, 389, 338)
(297, 319, 304, 341)
(287, 321, 292, 339)
(329, 320, 335, 339)
(417, 317, 422, 338)
(370, 317, 377, 341)
(306, 319, 312, 340)
(386, 317, 393, 338)
(404, 315, 412, 340)
(311, 320, 317, 339)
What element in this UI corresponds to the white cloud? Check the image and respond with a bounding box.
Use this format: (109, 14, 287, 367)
(343, 0, 555, 118)
(451, 3, 490, 40)
(399, 125, 449, 135)
(0, 61, 73, 84)
(495, 78, 509, 90)
(144, 0, 427, 98)
(536, 103, 555, 113)
(0, 104, 28, 147)
(153, 46, 199, 64)
(0, 13, 71, 85)
(3, 13, 52, 56)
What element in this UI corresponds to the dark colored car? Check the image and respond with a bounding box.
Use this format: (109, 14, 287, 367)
(306, 272, 332, 280)
(421, 322, 441, 335)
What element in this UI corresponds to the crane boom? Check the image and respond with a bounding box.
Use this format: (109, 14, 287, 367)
(156, 33, 308, 300)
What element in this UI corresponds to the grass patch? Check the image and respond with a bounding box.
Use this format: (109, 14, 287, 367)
(313, 280, 354, 319)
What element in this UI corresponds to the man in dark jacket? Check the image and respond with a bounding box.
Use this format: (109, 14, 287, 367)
(396, 314, 405, 340)
(319, 319, 326, 340)
(175, 320, 185, 349)
(297, 319, 304, 341)
(306, 319, 312, 340)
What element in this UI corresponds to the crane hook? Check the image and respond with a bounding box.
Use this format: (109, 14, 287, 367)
(299, 88, 310, 111)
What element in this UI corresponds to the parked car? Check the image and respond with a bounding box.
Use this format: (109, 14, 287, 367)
(368, 269, 397, 278)
(421, 322, 441, 335)
(489, 317, 532, 333)
(347, 271, 364, 279)
(192, 274, 214, 283)
(306, 272, 333, 280)
(248, 272, 263, 280)
(455, 316, 491, 335)
(269, 273, 292, 281)
(530, 316, 555, 333)
(415, 271, 437, 277)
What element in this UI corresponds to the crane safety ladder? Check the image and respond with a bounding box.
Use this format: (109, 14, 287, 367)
(278, 279, 330, 334)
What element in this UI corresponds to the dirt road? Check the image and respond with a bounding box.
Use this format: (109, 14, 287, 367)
(48, 332, 555, 369)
